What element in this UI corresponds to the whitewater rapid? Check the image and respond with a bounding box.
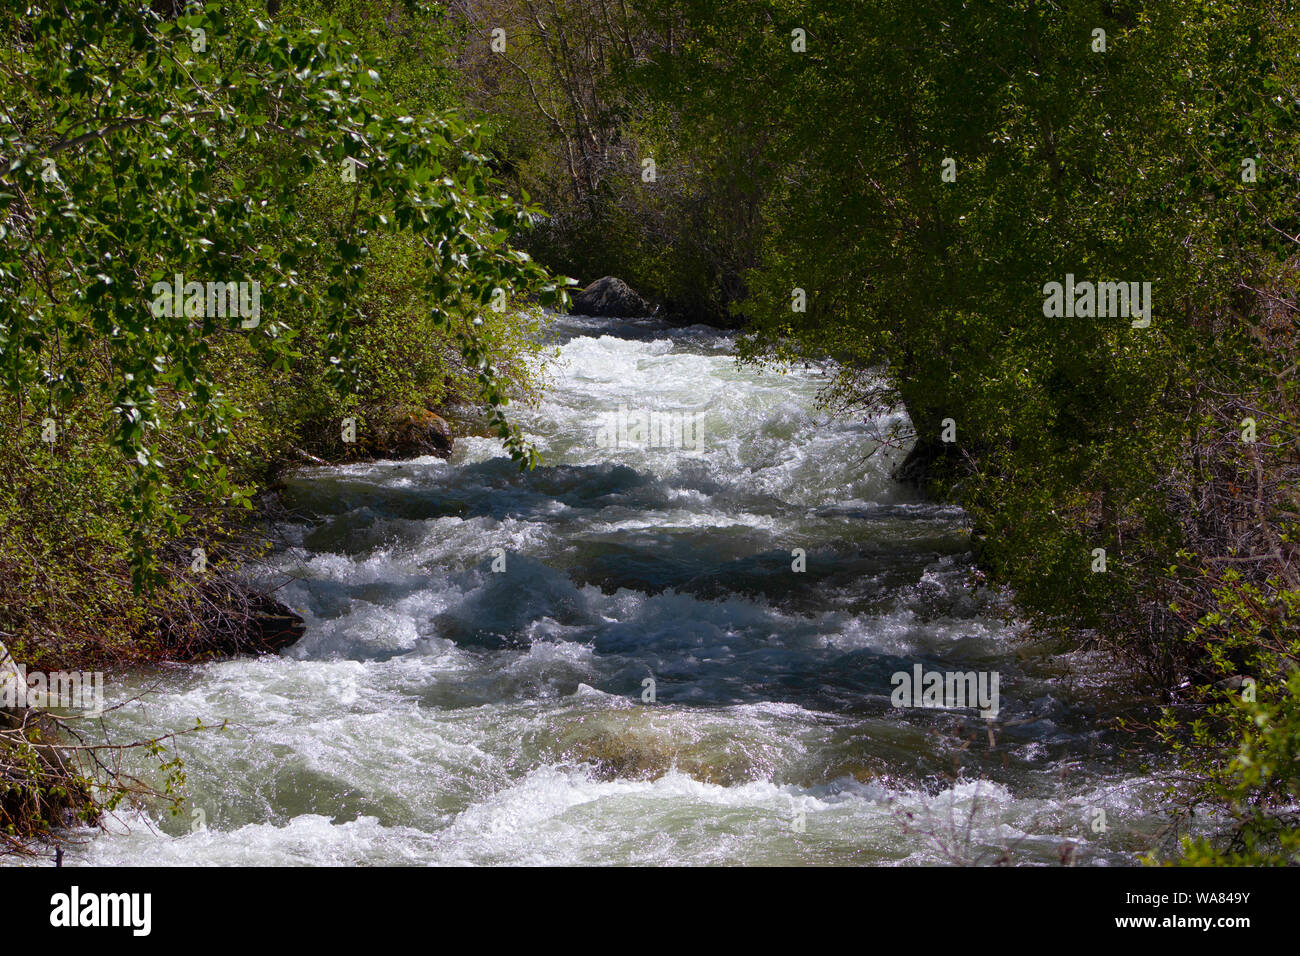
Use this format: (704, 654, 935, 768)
(53, 312, 1179, 865)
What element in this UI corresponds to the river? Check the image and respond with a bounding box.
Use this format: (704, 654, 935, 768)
(60, 312, 1178, 865)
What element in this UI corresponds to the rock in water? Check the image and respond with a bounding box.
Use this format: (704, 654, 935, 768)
(570, 276, 653, 317)
(378, 407, 454, 460)
(246, 594, 306, 654)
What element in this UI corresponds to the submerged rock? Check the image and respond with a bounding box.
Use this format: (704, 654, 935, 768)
(570, 276, 653, 318)
(551, 712, 762, 786)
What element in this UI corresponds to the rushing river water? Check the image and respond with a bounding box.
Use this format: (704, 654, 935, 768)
(58, 312, 1182, 865)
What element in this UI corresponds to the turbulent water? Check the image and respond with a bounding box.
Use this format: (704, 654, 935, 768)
(56, 313, 1182, 865)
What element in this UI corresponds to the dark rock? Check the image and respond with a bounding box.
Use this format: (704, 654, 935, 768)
(893, 436, 962, 489)
(570, 276, 653, 318)
(156, 582, 307, 659)
(246, 593, 306, 654)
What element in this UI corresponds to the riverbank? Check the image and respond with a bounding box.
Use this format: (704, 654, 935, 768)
(0, 392, 520, 853)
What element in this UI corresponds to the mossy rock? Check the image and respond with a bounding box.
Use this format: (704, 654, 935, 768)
(362, 406, 455, 460)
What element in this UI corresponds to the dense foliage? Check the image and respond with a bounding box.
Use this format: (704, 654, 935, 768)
(0, 0, 567, 669)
